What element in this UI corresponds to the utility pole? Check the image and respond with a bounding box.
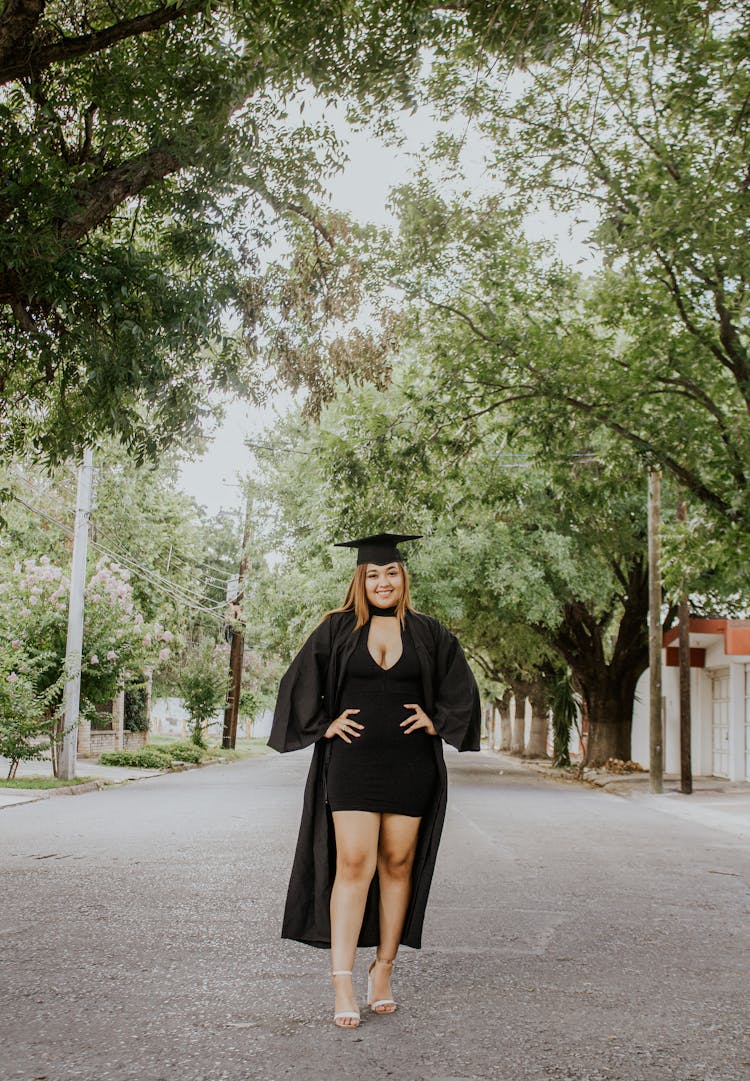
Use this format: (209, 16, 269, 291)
(677, 498, 693, 794)
(648, 470, 663, 794)
(222, 489, 252, 749)
(59, 448, 94, 781)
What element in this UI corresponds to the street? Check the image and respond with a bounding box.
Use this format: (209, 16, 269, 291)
(1, 750, 748, 1081)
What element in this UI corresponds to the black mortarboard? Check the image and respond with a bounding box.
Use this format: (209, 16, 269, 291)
(335, 532, 422, 566)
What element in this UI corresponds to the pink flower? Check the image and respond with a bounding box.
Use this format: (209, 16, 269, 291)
(28, 595, 38, 606)
(40, 555, 50, 566)
(106, 650, 117, 661)
(89, 654, 99, 665)
(20, 608, 31, 617)
(142, 634, 152, 648)
(161, 630, 174, 643)
(11, 639, 21, 649)
(6, 672, 18, 684)
(158, 647, 171, 661)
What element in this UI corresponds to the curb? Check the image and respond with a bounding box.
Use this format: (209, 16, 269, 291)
(483, 747, 654, 796)
(483, 746, 750, 800)
(0, 750, 266, 810)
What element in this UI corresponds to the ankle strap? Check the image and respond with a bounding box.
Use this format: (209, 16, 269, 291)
(332, 969, 352, 975)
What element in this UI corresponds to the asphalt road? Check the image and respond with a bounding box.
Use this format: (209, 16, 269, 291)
(1, 749, 748, 1081)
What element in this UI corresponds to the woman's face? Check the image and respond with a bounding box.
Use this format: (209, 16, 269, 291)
(364, 562, 404, 608)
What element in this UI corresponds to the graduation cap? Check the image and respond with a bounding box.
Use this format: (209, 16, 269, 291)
(335, 532, 422, 566)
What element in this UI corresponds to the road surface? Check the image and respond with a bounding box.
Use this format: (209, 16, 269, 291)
(1, 749, 748, 1081)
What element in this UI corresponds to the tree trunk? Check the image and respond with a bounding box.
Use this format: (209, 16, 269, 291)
(581, 673, 641, 765)
(525, 682, 550, 758)
(549, 554, 674, 768)
(510, 693, 526, 755)
(485, 704, 496, 749)
(497, 690, 512, 751)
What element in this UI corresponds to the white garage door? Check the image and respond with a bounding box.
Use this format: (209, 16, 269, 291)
(745, 667, 750, 782)
(711, 669, 730, 779)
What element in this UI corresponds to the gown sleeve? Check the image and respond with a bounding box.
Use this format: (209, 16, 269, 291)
(431, 622, 481, 753)
(267, 617, 333, 753)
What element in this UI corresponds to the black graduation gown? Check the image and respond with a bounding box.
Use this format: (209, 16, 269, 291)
(267, 608, 481, 950)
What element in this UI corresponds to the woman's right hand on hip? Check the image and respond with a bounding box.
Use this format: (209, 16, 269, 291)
(324, 708, 363, 743)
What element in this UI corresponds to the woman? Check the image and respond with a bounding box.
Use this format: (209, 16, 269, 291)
(268, 532, 480, 1028)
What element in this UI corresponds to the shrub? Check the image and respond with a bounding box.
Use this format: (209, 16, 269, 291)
(0, 557, 175, 774)
(168, 743, 204, 763)
(177, 638, 229, 748)
(124, 682, 149, 732)
(99, 748, 173, 769)
(0, 643, 65, 779)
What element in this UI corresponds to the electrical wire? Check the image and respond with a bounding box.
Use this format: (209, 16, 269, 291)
(8, 493, 226, 622)
(90, 520, 233, 600)
(8, 467, 237, 589)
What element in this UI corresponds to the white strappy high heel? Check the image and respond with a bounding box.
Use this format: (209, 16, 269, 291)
(331, 969, 360, 1027)
(367, 957, 398, 1013)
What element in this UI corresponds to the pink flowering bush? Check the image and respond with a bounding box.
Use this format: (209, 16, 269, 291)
(0, 641, 65, 779)
(0, 556, 175, 721)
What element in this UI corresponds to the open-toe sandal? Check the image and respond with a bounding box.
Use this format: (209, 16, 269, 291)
(366, 957, 398, 1014)
(332, 969, 360, 1028)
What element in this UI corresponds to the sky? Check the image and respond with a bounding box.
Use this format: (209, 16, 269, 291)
(177, 103, 596, 520)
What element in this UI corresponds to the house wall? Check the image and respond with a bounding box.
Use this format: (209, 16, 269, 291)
(632, 644, 750, 780)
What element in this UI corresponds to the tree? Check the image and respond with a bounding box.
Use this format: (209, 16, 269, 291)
(0, 0, 612, 464)
(177, 637, 229, 747)
(1, 442, 246, 649)
(415, 6, 750, 554)
(256, 5, 750, 599)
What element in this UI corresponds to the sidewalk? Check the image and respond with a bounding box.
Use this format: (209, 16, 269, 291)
(487, 747, 750, 841)
(0, 755, 166, 810)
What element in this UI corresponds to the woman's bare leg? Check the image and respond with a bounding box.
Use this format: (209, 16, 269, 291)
(330, 810, 380, 1025)
(370, 813, 421, 1010)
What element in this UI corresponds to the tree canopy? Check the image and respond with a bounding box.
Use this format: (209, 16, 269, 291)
(1, 0, 702, 463)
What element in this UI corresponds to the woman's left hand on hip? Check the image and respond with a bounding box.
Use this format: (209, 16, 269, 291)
(401, 704, 437, 736)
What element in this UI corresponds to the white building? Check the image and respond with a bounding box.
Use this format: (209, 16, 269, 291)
(632, 618, 750, 781)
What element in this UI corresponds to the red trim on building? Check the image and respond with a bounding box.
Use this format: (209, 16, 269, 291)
(665, 647, 706, 668)
(663, 617, 750, 659)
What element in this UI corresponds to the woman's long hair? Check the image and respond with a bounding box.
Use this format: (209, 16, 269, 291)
(322, 563, 414, 630)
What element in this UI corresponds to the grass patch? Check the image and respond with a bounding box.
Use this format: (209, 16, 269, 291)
(0, 776, 97, 789)
(204, 738, 273, 760)
(149, 734, 272, 760)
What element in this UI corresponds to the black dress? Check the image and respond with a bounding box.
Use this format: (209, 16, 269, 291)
(326, 625, 438, 817)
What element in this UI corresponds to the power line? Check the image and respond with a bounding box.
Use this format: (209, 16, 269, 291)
(90, 520, 233, 599)
(8, 493, 225, 622)
(9, 467, 236, 588)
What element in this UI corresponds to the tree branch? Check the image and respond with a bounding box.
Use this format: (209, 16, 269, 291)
(0, 0, 209, 85)
(0, 0, 45, 69)
(58, 144, 182, 241)
(420, 295, 517, 349)
(556, 388, 734, 517)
